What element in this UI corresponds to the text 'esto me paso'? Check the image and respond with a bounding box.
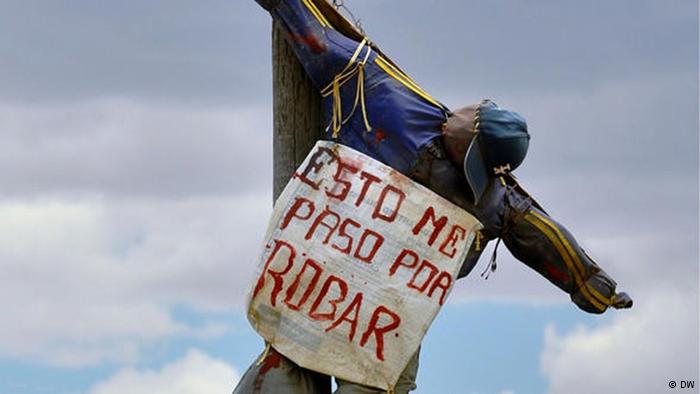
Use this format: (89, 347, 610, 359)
(252, 146, 471, 361)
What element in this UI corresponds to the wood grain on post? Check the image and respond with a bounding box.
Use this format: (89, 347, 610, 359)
(272, 21, 322, 201)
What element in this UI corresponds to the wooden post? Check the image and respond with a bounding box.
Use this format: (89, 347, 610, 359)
(270, 28, 331, 391)
(272, 21, 322, 201)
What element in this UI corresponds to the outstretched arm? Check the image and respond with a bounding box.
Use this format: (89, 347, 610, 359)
(253, 0, 366, 90)
(429, 101, 632, 314)
(253, 0, 448, 176)
(491, 178, 632, 313)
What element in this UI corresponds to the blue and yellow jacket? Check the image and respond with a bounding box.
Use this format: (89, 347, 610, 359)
(254, 0, 631, 314)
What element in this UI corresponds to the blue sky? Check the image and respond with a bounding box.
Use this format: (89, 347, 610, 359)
(0, 303, 593, 394)
(0, 1, 697, 393)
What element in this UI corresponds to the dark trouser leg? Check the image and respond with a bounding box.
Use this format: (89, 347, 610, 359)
(233, 346, 331, 394)
(334, 346, 420, 394)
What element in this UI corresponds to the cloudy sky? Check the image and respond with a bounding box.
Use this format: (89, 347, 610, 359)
(0, 1, 697, 393)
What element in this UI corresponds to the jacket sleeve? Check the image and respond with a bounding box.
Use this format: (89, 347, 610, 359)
(253, 0, 365, 90)
(395, 117, 632, 314)
(493, 177, 632, 314)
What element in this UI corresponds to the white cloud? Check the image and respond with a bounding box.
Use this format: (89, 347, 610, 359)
(0, 194, 270, 366)
(541, 288, 699, 393)
(88, 349, 240, 394)
(0, 98, 272, 197)
(0, 98, 275, 367)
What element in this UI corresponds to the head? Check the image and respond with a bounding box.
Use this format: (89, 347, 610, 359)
(442, 100, 529, 203)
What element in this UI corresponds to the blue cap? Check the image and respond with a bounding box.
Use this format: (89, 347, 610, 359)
(463, 101, 529, 203)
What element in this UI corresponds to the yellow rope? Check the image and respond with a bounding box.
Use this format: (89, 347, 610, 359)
(330, 77, 342, 137)
(321, 38, 368, 96)
(359, 62, 371, 131)
(341, 47, 372, 130)
(255, 342, 272, 367)
(321, 39, 373, 139)
(474, 230, 484, 251)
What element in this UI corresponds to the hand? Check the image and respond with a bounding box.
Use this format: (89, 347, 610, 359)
(612, 292, 633, 309)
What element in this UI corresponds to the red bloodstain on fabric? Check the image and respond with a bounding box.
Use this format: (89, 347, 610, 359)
(260, 350, 282, 374)
(374, 128, 386, 143)
(543, 262, 569, 284)
(287, 32, 327, 54)
(253, 349, 283, 392)
(303, 33, 327, 54)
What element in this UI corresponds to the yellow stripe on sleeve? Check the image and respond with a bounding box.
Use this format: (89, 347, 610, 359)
(375, 55, 446, 111)
(302, 0, 331, 28)
(530, 211, 613, 307)
(524, 213, 607, 312)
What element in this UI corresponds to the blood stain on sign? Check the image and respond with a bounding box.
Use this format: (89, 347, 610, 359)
(339, 155, 364, 174)
(248, 142, 481, 389)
